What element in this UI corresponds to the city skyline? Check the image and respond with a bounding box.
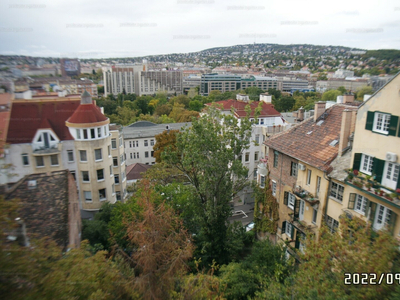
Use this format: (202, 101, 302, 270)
(0, 0, 400, 58)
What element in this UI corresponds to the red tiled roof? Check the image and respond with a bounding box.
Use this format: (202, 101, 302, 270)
(7, 100, 80, 144)
(0, 93, 12, 106)
(205, 99, 281, 118)
(265, 104, 358, 172)
(67, 103, 107, 124)
(126, 163, 152, 181)
(0, 111, 10, 154)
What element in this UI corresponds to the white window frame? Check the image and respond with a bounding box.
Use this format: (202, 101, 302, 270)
(50, 154, 59, 166)
(35, 156, 44, 167)
(79, 150, 87, 162)
(99, 188, 107, 201)
(82, 171, 90, 182)
(291, 162, 298, 177)
(312, 208, 317, 224)
(150, 139, 155, 146)
(67, 150, 74, 162)
(245, 152, 250, 162)
(111, 138, 117, 149)
(306, 169, 311, 185)
(254, 151, 259, 161)
(272, 180, 277, 196)
(84, 191, 92, 202)
(286, 222, 293, 239)
(260, 175, 265, 188)
(94, 149, 102, 161)
(22, 153, 29, 166)
(360, 154, 373, 175)
(288, 193, 295, 210)
(97, 169, 105, 181)
(354, 194, 368, 215)
(330, 181, 344, 202)
(373, 112, 391, 134)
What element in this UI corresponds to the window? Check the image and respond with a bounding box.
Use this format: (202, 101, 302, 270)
(114, 175, 120, 184)
(84, 191, 92, 202)
(97, 127, 101, 138)
(273, 151, 279, 168)
(145, 151, 149, 158)
(90, 128, 95, 139)
(260, 119, 264, 125)
(245, 152, 250, 162)
(122, 172, 126, 181)
(35, 156, 44, 167)
(83, 129, 88, 139)
(291, 162, 298, 177)
(330, 182, 344, 201)
(130, 153, 133, 159)
(326, 216, 339, 233)
(120, 154, 124, 164)
(144, 140, 148, 147)
(67, 150, 74, 162)
(82, 171, 90, 182)
(108, 145, 111, 156)
(116, 191, 121, 201)
(373, 112, 391, 134)
(316, 176, 321, 195)
(76, 129, 81, 139)
(253, 168, 257, 179)
(374, 204, 392, 231)
(254, 151, 259, 161)
(110, 165, 113, 176)
(95, 149, 102, 161)
(255, 134, 260, 144)
(360, 154, 373, 175)
(119, 136, 123, 147)
(79, 150, 87, 162)
(355, 194, 368, 215)
(288, 193, 295, 210)
(136, 141, 138, 147)
(50, 155, 58, 166)
(312, 208, 318, 224)
(112, 184, 115, 194)
(137, 152, 139, 159)
(104, 126, 107, 136)
(129, 141, 132, 148)
(272, 181, 277, 196)
(285, 222, 293, 239)
(97, 169, 104, 181)
(22, 153, 29, 166)
(260, 175, 265, 188)
(306, 169, 311, 185)
(99, 188, 106, 201)
(113, 157, 118, 166)
(111, 138, 117, 149)
(151, 151, 154, 157)
(150, 139, 155, 146)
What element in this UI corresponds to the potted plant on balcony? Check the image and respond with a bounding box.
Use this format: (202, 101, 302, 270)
(389, 193, 397, 201)
(365, 182, 372, 191)
(347, 173, 354, 182)
(375, 188, 381, 195)
(353, 169, 359, 176)
(353, 180, 363, 188)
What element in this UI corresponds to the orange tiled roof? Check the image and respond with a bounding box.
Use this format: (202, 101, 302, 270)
(205, 99, 281, 118)
(265, 104, 358, 172)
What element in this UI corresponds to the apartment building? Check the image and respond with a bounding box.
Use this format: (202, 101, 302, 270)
(200, 73, 242, 96)
(326, 73, 400, 239)
(241, 75, 279, 91)
(122, 121, 191, 166)
(260, 96, 359, 254)
(139, 71, 183, 95)
(5, 91, 126, 216)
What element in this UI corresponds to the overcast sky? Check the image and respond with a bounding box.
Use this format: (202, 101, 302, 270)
(1, 0, 399, 58)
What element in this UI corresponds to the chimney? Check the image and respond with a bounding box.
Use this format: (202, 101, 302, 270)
(298, 107, 305, 121)
(343, 94, 354, 103)
(314, 102, 326, 122)
(259, 93, 272, 103)
(338, 109, 356, 156)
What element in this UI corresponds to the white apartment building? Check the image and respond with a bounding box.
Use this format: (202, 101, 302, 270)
(122, 121, 191, 166)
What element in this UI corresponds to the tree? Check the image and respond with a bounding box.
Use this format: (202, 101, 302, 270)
(170, 94, 190, 108)
(189, 100, 204, 112)
(321, 89, 342, 101)
(126, 181, 194, 299)
(153, 129, 180, 163)
(356, 86, 373, 100)
(258, 216, 399, 299)
(109, 106, 138, 125)
(273, 96, 295, 112)
(155, 103, 173, 116)
(163, 105, 254, 267)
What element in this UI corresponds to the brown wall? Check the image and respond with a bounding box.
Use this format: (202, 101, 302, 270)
(68, 171, 81, 248)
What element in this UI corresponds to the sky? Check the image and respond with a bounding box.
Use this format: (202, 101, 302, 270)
(1, 0, 400, 58)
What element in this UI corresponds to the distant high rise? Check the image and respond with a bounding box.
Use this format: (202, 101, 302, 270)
(60, 58, 81, 77)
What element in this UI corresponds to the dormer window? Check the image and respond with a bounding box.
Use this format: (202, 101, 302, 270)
(33, 130, 59, 150)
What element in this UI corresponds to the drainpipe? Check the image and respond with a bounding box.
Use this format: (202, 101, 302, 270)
(323, 170, 331, 224)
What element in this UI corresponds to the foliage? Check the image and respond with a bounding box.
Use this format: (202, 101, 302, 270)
(253, 176, 279, 235)
(321, 89, 343, 101)
(356, 86, 374, 100)
(126, 181, 194, 299)
(219, 240, 292, 300)
(163, 105, 254, 267)
(273, 96, 295, 112)
(169, 102, 199, 122)
(258, 216, 399, 299)
(155, 103, 173, 116)
(153, 129, 180, 163)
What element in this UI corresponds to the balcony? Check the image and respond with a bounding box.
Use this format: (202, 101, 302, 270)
(292, 185, 319, 205)
(257, 159, 268, 177)
(32, 144, 61, 155)
(345, 169, 400, 206)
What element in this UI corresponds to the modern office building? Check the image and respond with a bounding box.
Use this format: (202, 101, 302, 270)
(200, 73, 241, 96)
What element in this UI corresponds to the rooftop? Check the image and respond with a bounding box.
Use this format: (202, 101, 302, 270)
(205, 99, 282, 118)
(126, 163, 152, 181)
(123, 122, 191, 139)
(265, 104, 359, 172)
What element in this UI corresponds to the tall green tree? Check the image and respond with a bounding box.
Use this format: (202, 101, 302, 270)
(163, 105, 254, 267)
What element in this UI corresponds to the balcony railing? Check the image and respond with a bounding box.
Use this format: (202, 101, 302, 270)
(345, 170, 400, 204)
(292, 185, 319, 205)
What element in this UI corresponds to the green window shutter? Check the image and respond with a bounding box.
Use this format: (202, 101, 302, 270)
(368, 202, 377, 223)
(295, 234, 300, 249)
(388, 115, 398, 136)
(372, 157, 385, 184)
(294, 199, 300, 220)
(282, 221, 286, 233)
(398, 120, 400, 137)
(348, 193, 356, 209)
(353, 153, 362, 171)
(284, 191, 289, 205)
(397, 174, 400, 190)
(389, 212, 397, 235)
(365, 111, 375, 131)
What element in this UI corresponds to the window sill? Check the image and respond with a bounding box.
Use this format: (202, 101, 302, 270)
(51, 165, 59, 167)
(82, 181, 90, 184)
(99, 198, 107, 202)
(85, 200, 93, 202)
(95, 159, 103, 163)
(80, 161, 88, 163)
(36, 166, 45, 168)
(329, 197, 343, 204)
(97, 179, 105, 182)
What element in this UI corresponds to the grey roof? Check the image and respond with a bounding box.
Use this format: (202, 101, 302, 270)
(123, 122, 191, 139)
(329, 150, 352, 182)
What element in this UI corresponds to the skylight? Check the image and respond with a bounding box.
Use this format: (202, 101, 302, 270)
(317, 120, 324, 126)
(329, 139, 338, 146)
